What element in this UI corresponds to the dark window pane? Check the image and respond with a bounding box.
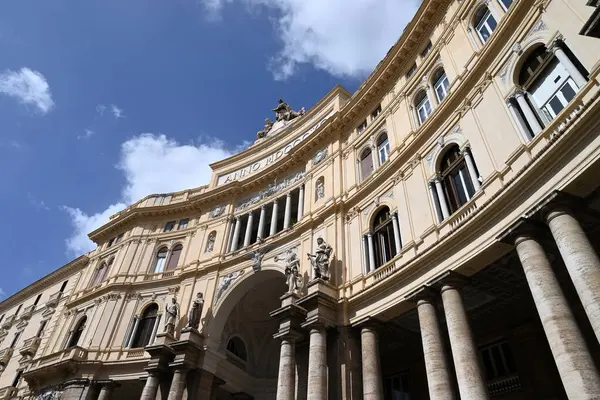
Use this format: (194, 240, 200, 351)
(561, 82, 576, 102)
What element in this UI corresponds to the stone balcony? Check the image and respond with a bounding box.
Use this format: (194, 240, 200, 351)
(45, 292, 62, 308)
(19, 305, 36, 321)
(0, 348, 14, 366)
(0, 387, 17, 400)
(1, 315, 15, 330)
(19, 337, 41, 358)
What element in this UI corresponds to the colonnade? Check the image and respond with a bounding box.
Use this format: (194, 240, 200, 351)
(227, 185, 305, 253)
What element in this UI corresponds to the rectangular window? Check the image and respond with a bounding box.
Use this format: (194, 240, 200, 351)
(357, 120, 367, 134)
(371, 105, 382, 121)
(59, 280, 68, 293)
(498, 0, 513, 11)
(480, 340, 517, 380)
(406, 63, 417, 78)
(543, 79, 578, 119)
(14, 304, 22, 316)
(421, 41, 433, 57)
(378, 140, 390, 164)
(476, 11, 497, 43)
(360, 152, 375, 181)
(435, 74, 450, 102)
(10, 330, 22, 348)
(107, 237, 116, 248)
(34, 293, 42, 306)
(37, 320, 48, 337)
(11, 370, 22, 388)
(178, 219, 189, 230)
(417, 97, 432, 124)
(164, 221, 176, 232)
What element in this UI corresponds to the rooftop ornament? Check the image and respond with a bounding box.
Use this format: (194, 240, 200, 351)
(256, 98, 306, 140)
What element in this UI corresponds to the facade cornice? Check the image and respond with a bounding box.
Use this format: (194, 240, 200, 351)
(0, 255, 89, 312)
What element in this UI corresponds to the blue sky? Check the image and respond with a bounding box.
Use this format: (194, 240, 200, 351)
(0, 0, 418, 299)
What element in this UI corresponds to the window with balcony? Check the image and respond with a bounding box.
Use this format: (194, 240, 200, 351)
(371, 104, 382, 121)
(153, 247, 169, 273)
(91, 259, 112, 287)
(421, 41, 433, 58)
(59, 280, 68, 293)
(360, 148, 374, 181)
(10, 330, 22, 349)
(406, 63, 417, 78)
(433, 69, 450, 103)
(66, 316, 86, 349)
(372, 207, 399, 269)
(178, 218, 189, 230)
(166, 244, 183, 271)
(357, 120, 367, 135)
(164, 221, 176, 232)
(415, 90, 432, 125)
(440, 145, 477, 213)
(11, 370, 22, 388)
(377, 133, 390, 165)
(36, 320, 48, 337)
(14, 304, 22, 316)
(131, 304, 159, 348)
(474, 7, 497, 44)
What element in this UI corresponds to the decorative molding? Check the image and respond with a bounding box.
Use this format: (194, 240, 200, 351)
(215, 270, 245, 303)
(210, 205, 226, 218)
(527, 19, 547, 38)
(235, 171, 306, 213)
(168, 286, 180, 295)
(312, 148, 328, 166)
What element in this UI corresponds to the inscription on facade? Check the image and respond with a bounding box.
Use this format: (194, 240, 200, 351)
(217, 110, 335, 185)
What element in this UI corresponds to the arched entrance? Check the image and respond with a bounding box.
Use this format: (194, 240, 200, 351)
(206, 267, 287, 399)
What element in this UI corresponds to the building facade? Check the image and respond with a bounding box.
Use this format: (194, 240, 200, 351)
(3, 0, 600, 398)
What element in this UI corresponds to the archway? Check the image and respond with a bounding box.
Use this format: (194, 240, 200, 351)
(206, 267, 287, 399)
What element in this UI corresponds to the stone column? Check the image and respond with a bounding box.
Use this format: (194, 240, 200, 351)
(257, 206, 267, 240)
(550, 41, 587, 88)
(361, 325, 383, 400)
(231, 217, 241, 252)
(284, 192, 293, 229)
(514, 91, 542, 135)
(440, 281, 489, 400)
(512, 228, 600, 398)
(297, 185, 305, 222)
(226, 218, 235, 253)
(392, 212, 402, 255)
(167, 368, 188, 400)
(270, 200, 279, 236)
(276, 337, 296, 400)
(243, 211, 254, 248)
(306, 326, 327, 400)
(415, 293, 455, 400)
(126, 317, 140, 348)
(507, 100, 532, 141)
(371, 145, 379, 170)
(429, 183, 443, 222)
(97, 382, 115, 400)
(434, 179, 451, 219)
(545, 206, 600, 344)
(462, 149, 480, 191)
(367, 233, 376, 273)
(140, 371, 161, 400)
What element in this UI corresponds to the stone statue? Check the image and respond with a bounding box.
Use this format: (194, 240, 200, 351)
(205, 233, 216, 253)
(257, 118, 274, 139)
(216, 270, 245, 302)
(165, 297, 179, 336)
(249, 250, 266, 273)
(186, 292, 204, 330)
(307, 238, 333, 281)
(272, 99, 305, 122)
(277, 251, 303, 295)
(316, 179, 325, 200)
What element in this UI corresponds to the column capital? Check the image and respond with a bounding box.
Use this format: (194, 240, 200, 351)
(548, 37, 565, 54)
(286, 192, 292, 198)
(513, 88, 527, 99)
(260, 204, 266, 210)
(354, 317, 385, 332)
(497, 218, 546, 246)
(406, 286, 437, 304)
(235, 215, 241, 221)
(429, 270, 469, 292)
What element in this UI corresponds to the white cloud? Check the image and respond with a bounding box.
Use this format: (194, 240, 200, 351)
(78, 129, 95, 140)
(110, 104, 123, 118)
(96, 104, 107, 116)
(63, 134, 235, 256)
(202, 0, 420, 79)
(96, 103, 124, 119)
(28, 193, 50, 212)
(0, 67, 54, 113)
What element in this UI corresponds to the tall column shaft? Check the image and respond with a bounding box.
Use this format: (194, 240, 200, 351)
(361, 326, 383, 400)
(306, 327, 327, 400)
(515, 92, 542, 135)
(392, 212, 402, 255)
(434, 179, 451, 219)
(514, 233, 600, 399)
(284, 193, 293, 229)
(440, 283, 489, 400)
(140, 372, 160, 400)
(127, 317, 140, 348)
(462, 150, 481, 191)
(257, 206, 267, 240)
(231, 217, 241, 252)
(270, 200, 279, 236)
(276, 338, 296, 400)
(367, 234, 376, 273)
(297, 185, 305, 222)
(429, 183, 443, 222)
(243, 211, 254, 247)
(546, 208, 600, 343)
(226, 218, 235, 252)
(507, 101, 532, 141)
(552, 46, 587, 87)
(371, 147, 379, 170)
(416, 297, 455, 400)
(97, 384, 114, 400)
(167, 368, 188, 400)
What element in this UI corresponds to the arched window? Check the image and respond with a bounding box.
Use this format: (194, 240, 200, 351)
(377, 134, 390, 165)
(440, 145, 476, 213)
(371, 207, 399, 269)
(474, 7, 497, 44)
(131, 304, 159, 348)
(415, 90, 432, 124)
(498, 0, 513, 11)
(91, 259, 112, 287)
(154, 247, 168, 273)
(433, 69, 450, 103)
(66, 316, 87, 349)
(360, 148, 374, 181)
(227, 336, 247, 362)
(315, 177, 325, 201)
(166, 244, 183, 270)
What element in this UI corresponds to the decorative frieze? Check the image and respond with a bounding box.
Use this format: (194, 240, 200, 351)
(235, 171, 306, 213)
(215, 270, 245, 304)
(210, 205, 226, 218)
(312, 148, 328, 166)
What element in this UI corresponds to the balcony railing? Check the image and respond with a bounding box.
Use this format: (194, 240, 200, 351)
(29, 346, 88, 371)
(19, 305, 36, 321)
(487, 374, 522, 397)
(0, 387, 17, 400)
(45, 292, 62, 308)
(19, 337, 41, 358)
(0, 348, 14, 366)
(1, 315, 15, 330)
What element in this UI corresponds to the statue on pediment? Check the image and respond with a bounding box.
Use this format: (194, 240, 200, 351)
(256, 118, 273, 139)
(307, 238, 333, 281)
(272, 99, 305, 122)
